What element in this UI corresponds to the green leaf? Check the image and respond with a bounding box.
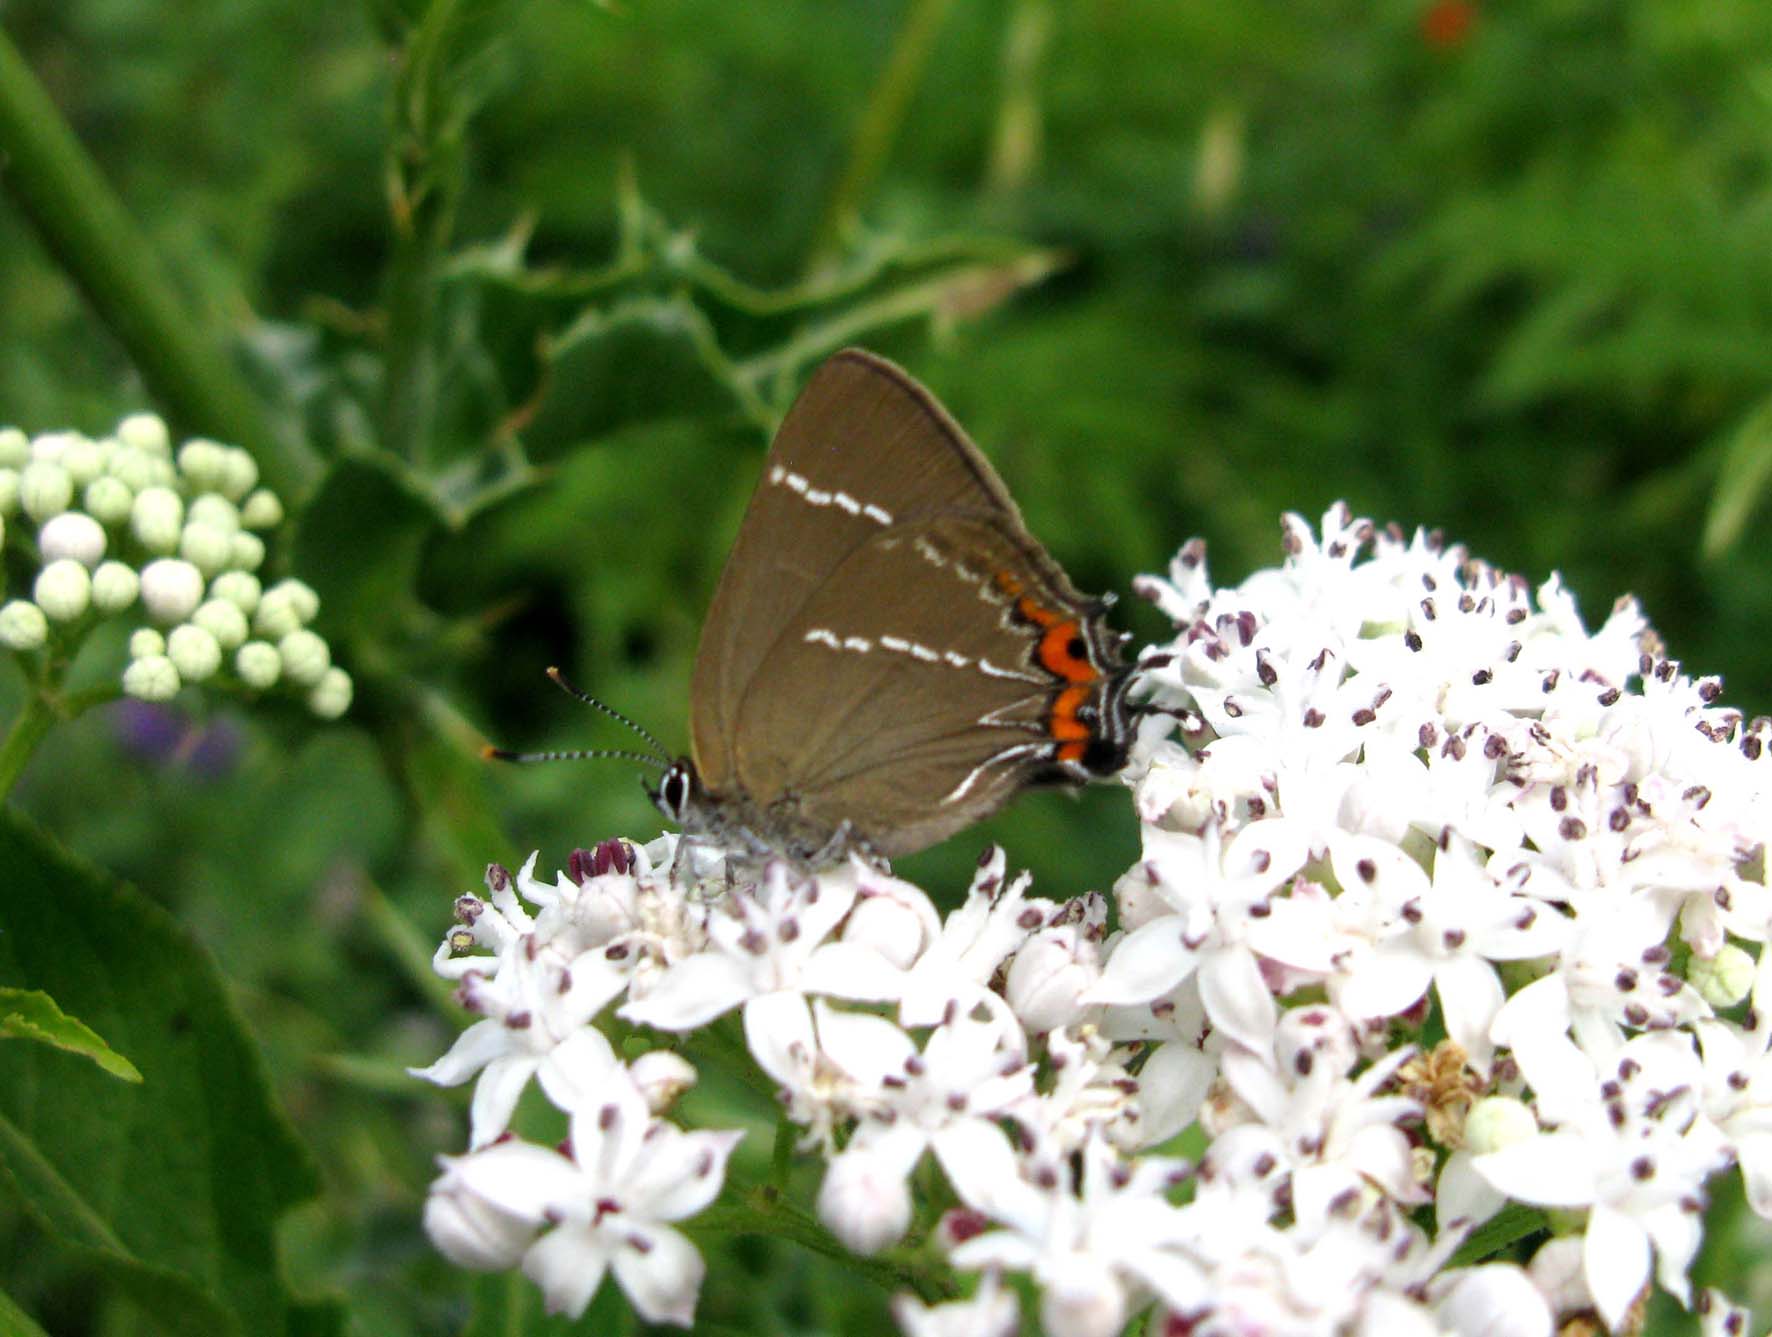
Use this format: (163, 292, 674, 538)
(291, 453, 437, 636)
(0, 809, 336, 1337)
(0, 986, 142, 1082)
(1446, 1202, 1549, 1269)
(0, 1286, 52, 1337)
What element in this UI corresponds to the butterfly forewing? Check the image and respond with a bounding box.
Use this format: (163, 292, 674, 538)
(691, 350, 1053, 791)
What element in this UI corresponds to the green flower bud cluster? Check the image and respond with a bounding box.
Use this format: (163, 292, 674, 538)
(0, 416, 350, 720)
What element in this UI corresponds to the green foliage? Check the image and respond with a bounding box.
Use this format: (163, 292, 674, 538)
(2, 0, 1772, 1331)
(0, 986, 141, 1082)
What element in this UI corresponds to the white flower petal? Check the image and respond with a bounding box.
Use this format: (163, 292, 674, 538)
(1197, 943, 1278, 1056)
(610, 1222, 706, 1327)
(1083, 915, 1197, 1006)
(534, 1027, 620, 1114)
(742, 989, 816, 1091)
(408, 1017, 510, 1087)
(523, 1223, 611, 1319)
(1583, 1204, 1650, 1333)
(620, 952, 755, 1030)
(1130, 1041, 1214, 1147)
(1335, 944, 1433, 1022)
(1472, 1132, 1597, 1208)
(467, 1053, 540, 1148)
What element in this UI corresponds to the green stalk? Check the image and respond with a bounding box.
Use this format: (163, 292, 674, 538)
(0, 28, 309, 499)
(806, 0, 957, 274)
(0, 691, 55, 802)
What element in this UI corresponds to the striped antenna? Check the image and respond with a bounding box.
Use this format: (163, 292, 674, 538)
(544, 666, 671, 764)
(483, 744, 669, 770)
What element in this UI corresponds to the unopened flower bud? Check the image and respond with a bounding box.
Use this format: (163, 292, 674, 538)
(121, 654, 180, 702)
(115, 413, 170, 455)
(0, 428, 27, 468)
(166, 623, 222, 682)
(217, 449, 259, 502)
(139, 558, 205, 624)
(131, 486, 184, 553)
(236, 639, 281, 688)
(240, 488, 283, 529)
(107, 446, 156, 492)
(230, 531, 265, 571)
(92, 561, 140, 613)
(0, 600, 47, 650)
(279, 629, 330, 687)
(82, 475, 133, 525)
(38, 512, 106, 567)
(1006, 927, 1101, 1033)
(192, 598, 248, 649)
(629, 1050, 697, 1113)
(422, 1154, 539, 1271)
(843, 885, 932, 971)
(20, 460, 73, 522)
(817, 1148, 912, 1255)
(1465, 1096, 1537, 1155)
(29, 431, 76, 464)
(210, 570, 261, 615)
(176, 438, 227, 490)
(1690, 943, 1756, 1008)
(269, 579, 320, 625)
(34, 559, 91, 621)
(308, 667, 353, 719)
(188, 493, 241, 534)
(254, 587, 301, 639)
(60, 437, 103, 486)
(179, 521, 233, 577)
(129, 627, 165, 659)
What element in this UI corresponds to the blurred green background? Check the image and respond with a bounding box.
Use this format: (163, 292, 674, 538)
(4, 0, 1772, 1332)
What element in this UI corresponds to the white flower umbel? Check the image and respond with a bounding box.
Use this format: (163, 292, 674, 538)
(0, 414, 349, 718)
(414, 503, 1772, 1336)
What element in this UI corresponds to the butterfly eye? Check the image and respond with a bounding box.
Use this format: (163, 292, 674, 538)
(659, 763, 694, 819)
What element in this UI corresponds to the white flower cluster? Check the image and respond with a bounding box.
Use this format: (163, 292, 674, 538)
(0, 416, 350, 717)
(416, 504, 1772, 1335)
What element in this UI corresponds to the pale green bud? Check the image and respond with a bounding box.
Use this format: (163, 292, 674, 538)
(217, 449, 258, 502)
(176, 439, 228, 491)
(19, 460, 73, 522)
(187, 493, 240, 535)
(179, 521, 233, 577)
(1465, 1097, 1537, 1155)
(209, 570, 261, 615)
(269, 578, 320, 625)
(0, 469, 19, 515)
(229, 531, 265, 572)
(38, 512, 106, 568)
(0, 599, 48, 650)
(83, 475, 134, 526)
(1691, 943, 1757, 1009)
(166, 623, 222, 682)
(309, 666, 353, 719)
(115, 413, 170, 455)
(92, 561, 140, 613)
(33, 559, 90, 622)
(139, 557, 204, 624)
(278, 628, 331, 686)
(192, 598, 248, 650)
(235, 639, 281, 689)
(29, 431, 77, 464)
(129, 627, 165, 659)
(121, 654, 180, 702)
(130, 486, 184, 553)
(0, 428, 27, 469)
(239, 488, 284, 530)
(61, 437, 104, 487)
(108, 446, 156, 492)
(253, 587, 301, 639)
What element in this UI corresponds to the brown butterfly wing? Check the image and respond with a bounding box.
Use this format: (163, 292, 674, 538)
(689, 349, 1079, 795)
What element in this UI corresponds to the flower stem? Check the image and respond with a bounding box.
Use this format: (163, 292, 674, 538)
(0, 692, 57, 803)
(0, 30, 309, 498)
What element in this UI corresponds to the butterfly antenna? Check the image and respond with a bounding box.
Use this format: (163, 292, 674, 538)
(543, 665, 672, 763)
(483, 744, 669, 771)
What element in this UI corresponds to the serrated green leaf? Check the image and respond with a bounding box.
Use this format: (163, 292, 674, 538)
(0, 809, 332, 1337)
(0, 986, 142, 1082)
